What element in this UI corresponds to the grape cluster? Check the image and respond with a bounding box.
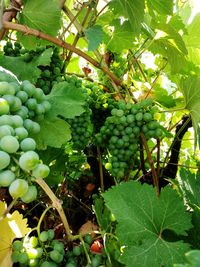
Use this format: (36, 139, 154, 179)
(36, 46, 63, 94)
(3, 41, 22, 56)
(65, 76, 93, 151)
(65, 234, 105, 267)
(0, 80, 50, 202)
(95, 99, 164, 179)
(12, 229, 65, 267)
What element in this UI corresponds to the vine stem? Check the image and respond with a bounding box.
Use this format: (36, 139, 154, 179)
(3, 21, 123, 87)
(35, 178, 73, 240)
(36, 205, 52, 236)
(140, 133, 160, 196)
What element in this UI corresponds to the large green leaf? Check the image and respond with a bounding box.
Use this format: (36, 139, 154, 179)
(85, 25, 107, 51)
(184, 14, 200, 49)
(146, 0, 173, 15)
(179, 77, 200, 144)
(103, 182, 192, 267)
(46, 82, 86, 119)
(31, 117, 71, 149)
(0, 48, 53, 83)
(107, 20, 134, 52)
(109, 0, 145, 34)
(17, 0, 61, 49)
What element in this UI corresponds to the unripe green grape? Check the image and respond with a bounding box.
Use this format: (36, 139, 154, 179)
(21, 80, 35, 97)
(41, 261, 58, 267)
(18, 252, 29, 264)
(0, 151, 10, 170)
(72, 246, 81, 256)
(32, 163, 50, 179)
(9, 179, 29, 198)
(49, 250, 63, 263)
(16, 90, 29, 103)
(20, 138, 36, 151)
(0, 135, 19, 153)
(11, 115, 24, 128)
(0, 98, 10, 115)
(12, 240, 23, 251)
(135, 112, 143, 121)
(84, 233, 93, 245)
(21, 185, 38, 203)
(26, 98, 37, 110)
(39, 231, 48, 242)
(15, 105, 29, 119)
(15, 127, 28, 140)
(32, 122, 41, 134)
(0, 170, 15, 186)
(47, 229, 55, 240)
(0, 114, 13, 126)
(29, 258, 40, 267)
(23, 119, 34, 132)
(11, 251, 20, 263)
(29, 236, 38, 248)
(10, 96, 22, 112)
(0, 125, 12, 138)
(19, 151, 39, 171)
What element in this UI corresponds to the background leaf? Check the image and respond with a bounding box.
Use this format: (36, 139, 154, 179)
(85, 25, 107, 51)
(17, 0, 61, 49)
(46, 81, 86, 119)
(146, 0, 173, 15)
(103, 182, 192, 267)
(31, 118, 71, 149)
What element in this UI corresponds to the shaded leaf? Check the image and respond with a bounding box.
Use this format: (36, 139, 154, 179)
(153, 86, 176, 108)
(31, 118, 71, 149)
(109, 0, 145, 34)
(0, 49, 53, 83)
(94, 197, 112, 232)
(179, 77, 200, 146)
(146, 0, 173, 15)
(184, 14, 200, 49)
(17, 0, 61, 49)
(46, 82, 86, 119)
(103, 182, 192, 267)
(85, 25, 107, 51)
(0, 202, 30, 265)
(107, 20, 134, 52)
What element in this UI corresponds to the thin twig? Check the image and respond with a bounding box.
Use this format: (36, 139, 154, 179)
(97, 146, 104, 192)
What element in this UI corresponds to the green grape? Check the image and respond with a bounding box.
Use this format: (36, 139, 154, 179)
(29, 258, 40, 267)
(20, 138, 36, 151)
(65, 263, 76, 267)
(33, 88, 45, 102)
(15, 127, 29, 140)
(32, 121, 41, 134)
(12, 240, 23, 251)
(26, 98, 37, 110)
(84, 233, 93, 245)
(72, 246, 81, 256)
(47, 229, 55, 240)
(49, 250, 63, 263)
(32, 163, 50, 179)
(0, 170, 15, 187)
(0, 98, 10, 115)
(15, 105, 29, 119)
(18, 251, 29, 264)
(21, 185, 38, 203)
(0, 114, 13, 126)
(19, 151, 39, 171)
(21, 80, 35, 97)
(0, 125, 12, 138)
(16, 90, 29, 103)
(11, 115, 24, 128)
(9, 178, 29, 198)
(23, 118, 34, 132)
(10, 96, 22, 112)
(29, 236, 38, 248)
(91, 255, 102, 267)
(53, 242, 64, 254)
(0, 151, 10, 170)
(27, 247, 43, 259)
(143, 112, 153, 122)
(0, 135, 19, 153)
(39, 231, 49, 242)
(11, 251, 20, 263)
(41, 261, 58, 267)
(135, 112, 143, 121)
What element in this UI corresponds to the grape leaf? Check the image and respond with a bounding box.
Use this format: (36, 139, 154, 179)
(109, 0, 145, 34)
(17, 0, 61, 49)
(107, 20, 134, 52)
(174, 250, 200, 267)
(184, 14, 200, 49)
(146, 0, 173, 15)
(0, 67, 19, 83)
(0, 48, 53, 83)
(46, 82, 86, 119)
(0, 201, 30, 265)
(179, 77, 200, 146)
(178, 168, 200, 209)
(103, 182, 192, 267)
(85, 25, 107, 51)
(31, 117, 71, 149)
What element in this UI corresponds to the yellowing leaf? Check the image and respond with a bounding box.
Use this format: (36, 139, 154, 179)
(0, 201, 30, 265)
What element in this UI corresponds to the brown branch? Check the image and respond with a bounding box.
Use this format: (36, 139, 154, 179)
(140, 133, 160, 196)
(0, 0, 22, 40)
(3, 21, 123, 87)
